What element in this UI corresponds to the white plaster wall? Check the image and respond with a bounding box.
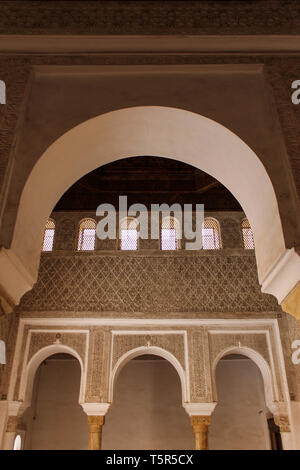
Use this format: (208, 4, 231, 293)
(210, 358, 271, 450)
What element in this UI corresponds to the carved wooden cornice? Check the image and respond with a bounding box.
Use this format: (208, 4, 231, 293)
(0, 1, 300, 36)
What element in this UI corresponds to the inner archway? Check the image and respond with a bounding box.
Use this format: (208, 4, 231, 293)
(210, 354, 274, 450)
(2, 106, 299, 307)
(21, 353, 88, 450)
(104, 354, 193, 450)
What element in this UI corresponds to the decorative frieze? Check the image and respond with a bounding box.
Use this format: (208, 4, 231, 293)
(0, 1, 300, 35)
(112, 333, 185, 371)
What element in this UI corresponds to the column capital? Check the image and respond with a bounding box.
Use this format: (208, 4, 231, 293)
(87, 414, 106, 450)
(183, 402, 217, 417)
(274, 414, 291, 433)
(81, 402, 110, 416)
(190, 415, 211, 450)
(7, 401, 25, 417)
(87, 415, 105, 428)
(190, 415, 211, 428)
(6, 416, 19, 433)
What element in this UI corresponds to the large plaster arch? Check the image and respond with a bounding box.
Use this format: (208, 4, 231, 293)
(212, 346, 276, 411)
(1, 106, 299, 305)
(109, 345, 188, 404)
(18, 344, 85, 412)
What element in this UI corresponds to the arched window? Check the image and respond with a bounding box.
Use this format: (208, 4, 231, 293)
(42, 218, 55, 252)
(13, 434, 22, 450)
(161, 216, 180, 250)
(77, 218, 96, 251)
(242, 218, 254, 249)
(202, 218, 221, 249)
(120, 217, 138, 250)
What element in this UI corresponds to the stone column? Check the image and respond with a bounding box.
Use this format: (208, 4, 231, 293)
(88, 416, 105, 450)
(81, 403, 110, 451)
(190, 416, 210, 450)
(183, 403, 217, 451)
(1, 401, 27, 450)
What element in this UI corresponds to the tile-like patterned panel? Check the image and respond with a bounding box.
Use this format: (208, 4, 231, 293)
(19, 254, 280, 313)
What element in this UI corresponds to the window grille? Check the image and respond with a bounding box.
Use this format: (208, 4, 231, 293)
(242, 218, 254, 249)
(161, 217, 180, 250)
(202, 218, 221, 249)
(120, 218, 138, 250)
(42, 219, 55, 252)
(77, 218, 96, 251)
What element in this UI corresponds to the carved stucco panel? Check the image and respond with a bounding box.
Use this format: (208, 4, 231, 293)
(27, 331, 86, 364)
(112, 333, 185, 371)
(220, 217, 243, 249)
(19, 254, 280, 313)
(85, 328, 111, 403)
(188, 329, 212, 402)
(279, 313, 300, 401)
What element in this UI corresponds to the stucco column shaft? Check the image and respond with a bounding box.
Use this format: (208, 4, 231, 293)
(88, 416, 105, 450)
(3, 416, 19, 450)
(190, 416, 210, 450)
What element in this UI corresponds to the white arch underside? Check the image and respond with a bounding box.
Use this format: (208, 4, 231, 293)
(1, 106, 299, 305)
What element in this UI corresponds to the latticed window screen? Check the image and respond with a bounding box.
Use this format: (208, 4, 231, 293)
(161, 217, 180, 250)
(202, 218, 221, 250)
(77, 218, 96, 251)
(242, 218, 254, 249)
(42, 219, 55, 252)
(120, 218, 138, 250)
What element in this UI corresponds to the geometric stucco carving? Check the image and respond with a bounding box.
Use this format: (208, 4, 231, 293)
(188, 329, 212, 402)
(1, 1, 300, 36)
(27, 331, 86, 364)
(18, 254, 280, 314)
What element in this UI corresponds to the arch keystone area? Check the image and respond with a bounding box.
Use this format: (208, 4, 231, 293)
(109, 345, 188, 404)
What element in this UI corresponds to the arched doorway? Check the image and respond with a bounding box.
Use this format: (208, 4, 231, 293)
(210, 353, 275, 450)
(104, 354, 193, 450)
(21, 353, 88, 450)
(2, 106, 298, 308)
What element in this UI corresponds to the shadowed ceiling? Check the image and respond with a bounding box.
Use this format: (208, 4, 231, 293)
(55, 156, 241, 211)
